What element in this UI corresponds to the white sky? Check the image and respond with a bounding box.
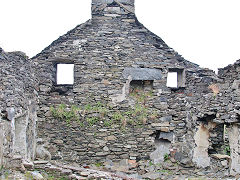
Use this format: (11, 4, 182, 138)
(1, 0, 240, 72)
(57, 64, 74, 84)
(167, 72, 178, 88)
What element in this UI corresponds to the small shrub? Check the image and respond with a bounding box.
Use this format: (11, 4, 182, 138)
(224, 145, 230, 156)
(84, 104, 93, 111)
(149, 160, 154, 166)
(50, 104, 80, 126)
(86, 117, 99, 126)
(50, 99, 157, 129)
(164, 153, 170, 161)
(95, 162, 103, 167)
(25, 171, 34, 179)
(112, 111, 124, 122)
(104, 119, 113, 127)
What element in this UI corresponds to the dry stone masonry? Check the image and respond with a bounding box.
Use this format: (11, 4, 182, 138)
(0, 48, 38, 168)
(2, 0, 240, 179)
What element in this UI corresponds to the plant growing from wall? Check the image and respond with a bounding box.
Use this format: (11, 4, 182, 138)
(224, 145, 230, 156)
(164, 153, 170, 162)
(50, 104, 80, 126)
(50, 95, 158, 128)
(112, 111, 124, 122)
(129, 88, 153, 104)
(129, 88, 156, 125)
(86, 117, 99, 126)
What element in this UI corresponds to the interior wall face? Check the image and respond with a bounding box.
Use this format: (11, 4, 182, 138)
(228, 124, 240, 176)
(0, 120, 3, 167)
(0, 49, 38, 166)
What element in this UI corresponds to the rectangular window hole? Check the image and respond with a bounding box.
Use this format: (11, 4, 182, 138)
(56, 64, 74, 85)
(167, 68, 185, 88)
(167, 72, 178, 88)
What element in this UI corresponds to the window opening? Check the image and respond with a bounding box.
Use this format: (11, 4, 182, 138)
(167, 72, 178, 88)
(56, 64, 74, 85)
(167, 68, 185, 88)
(129, 80, 153, 93)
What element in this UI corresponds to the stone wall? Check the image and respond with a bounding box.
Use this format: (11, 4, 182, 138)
(92, 0, 135, 19)
(0, 48, 38, 167)
(28, 0, 240, 177)
(33, 0, 221, 167)
(1, 1, 240, 178)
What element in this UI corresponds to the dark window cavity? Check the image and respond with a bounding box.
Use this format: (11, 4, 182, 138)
(130, 80, 153, 93)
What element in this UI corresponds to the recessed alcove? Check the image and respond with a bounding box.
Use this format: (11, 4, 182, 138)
(129, 80, 153, 93)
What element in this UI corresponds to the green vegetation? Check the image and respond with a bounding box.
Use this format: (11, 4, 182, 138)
(164, 153, 170, 162)
(157, 169, 173, 175)
(95, 162, 104, 167)
(129, 88, 153, 103)
(224, 145, 230, 156)
(86, 117, 99, 126)
(25, 171, 34, 179)
(0, 166, 9, 180)
(25, 170, 68, 180)
(50, 89, 159, 128)
(148, 160, 154, 166)
(50, 104, 80, 126)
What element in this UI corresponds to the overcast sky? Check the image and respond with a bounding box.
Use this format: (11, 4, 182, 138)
(1, 0, 240, 72)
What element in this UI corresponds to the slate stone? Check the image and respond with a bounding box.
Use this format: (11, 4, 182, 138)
(6, 107, 15, 121)
(122, 67, 162, 80)
(160, 116, 172, 122)
(2, 0, 237, 176)
(0, 54, 6, 60)
(158, 132, 173, 142)
(174, 152, 184, 162)
(159, 97, 167, 102)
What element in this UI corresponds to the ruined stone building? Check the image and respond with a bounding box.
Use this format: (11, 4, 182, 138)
(1, 0, 240, 178)
(0, 48, 38, 168)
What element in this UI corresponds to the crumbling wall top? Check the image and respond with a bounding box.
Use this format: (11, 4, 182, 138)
(91, 0, 135, 18)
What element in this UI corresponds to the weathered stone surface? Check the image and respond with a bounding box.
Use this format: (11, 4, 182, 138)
(142, 172, 161, 180)
(61, 169, 72, 175)
(160, 127, 169, 132)
(158, 132, 173, 142)
(6, 107, 15, 121)
(22, 160, 34, 169)
(231, 80, 240, 90)
(0, 48, 38, 168)
(228, 124, 240, 176)
(80, 171, 91, 177)
(211, 154, 230, 160)
(160, 116, 172, 122)
(0, 123, 3, 167)
(150, 139, 171, 164)
(123, 68, 162, 80)
(2, 0, 240, 178)
(33, 161, 49, 164)
(105, 135, 117, 141)
(221, 160, 228, 167)
(53, 140, 64, 144)
(193, 124, 210, 168)
(31, 171, 44, 180)
(152, 122, 170, 127)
